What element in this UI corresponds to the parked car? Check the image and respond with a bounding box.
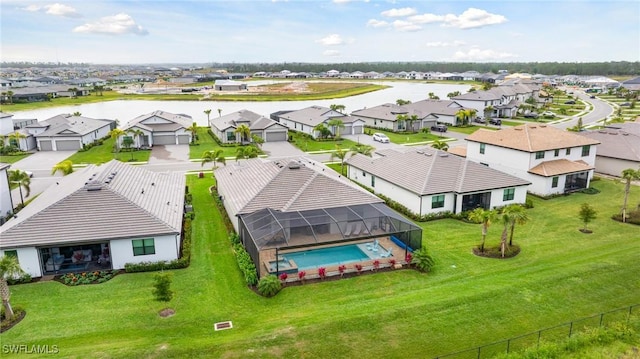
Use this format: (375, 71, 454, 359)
(372, 133, 390, 143)
(489, 118, 502, 126)
(431, 124, 448, 132)
(589, 95, 596, 99)
(524, 112, 539, 119)
(620, 102, 631, 107)
(541, 111, 556, 118)
(473, 117, 486, 124)
(565, 100, 576, 104)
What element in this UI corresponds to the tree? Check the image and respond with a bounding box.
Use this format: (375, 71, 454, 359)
(152, 272, 173, 302)
(0, 255, 24, 318)
(396, 114, 407, 131)
(405, 114, 419, 133)
(108, 128, 125, 151)
(235, 146, 258, 161)
(217, 108, 222, 117)
(251, 134, 264, 149)
(330, 144, 349, 175)
(330, 104, 346, 114)
(6, 90, 14, 104)
(578, 203, 597, 232)
(447, 91, 461, 99)
(127, 128, 144, 149)
(122, 136, 134, 158)
(72, 111, 82, 116)
(411, 247, 435, 273)
(67, 87, 78, 98)
(484, 105, 495, 120)
(621, 168, 640, 222)
(503, 204, 530, 246)
(313, 123, 331, 139)
(93, 85, 104, 96)
(201, 149, 226, 169)
(186, 122, 198, 144)
(428, 92, 439, 100)
(257, 275, 282, 297)
(234, 124, 251, 143)
(396, 99, 411, 105)
(327, 118, 345, 138)
(7, 132, 26, 151)
(468, 208, 495, 252)
(204, 109, 212, 124)
(455, 108, 476, 126)
(498, 211, 511, 258)
(431, 140, 449, 151)
(350, 143, 374, 157)
(51, 160, 74, 176)
(8, 170, 31, 206)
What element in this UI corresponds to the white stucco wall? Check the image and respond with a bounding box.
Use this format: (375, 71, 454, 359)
(1, 247, 41, 278)
(0, 167, 13, 217)
(110, 234, 180, 270)
(595, 157, 638, 177)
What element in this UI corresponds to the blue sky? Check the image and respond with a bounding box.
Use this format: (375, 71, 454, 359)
(1, 0, 638, 64)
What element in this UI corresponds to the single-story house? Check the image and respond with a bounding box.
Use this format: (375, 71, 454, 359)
(350, 99, 466, 130)
(346, 147, 531, 216)
(122, 110, 193, 146)
(272, 106, 364, 139)
(465, 124, 600, 196)
(578, 123, 640, 176)
(210, 109, 288, 144)
(27, 114, 116, 151)
(0, 160, 185, 278)
(214, 157, 422, 279)
(214, 80, 247, 91)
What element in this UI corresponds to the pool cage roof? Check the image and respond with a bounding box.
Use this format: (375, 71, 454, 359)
(239, 202, 422, 251)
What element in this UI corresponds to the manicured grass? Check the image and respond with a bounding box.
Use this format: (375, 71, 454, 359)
(2, 178, 640, 358)
(446, 125, 493, 135)
(188, 127, 246, 160)
(289, 132, 358, 152)
(64, 137, 151, 165)
(364, 128, 445, 143)
(0, 153, 31, 164)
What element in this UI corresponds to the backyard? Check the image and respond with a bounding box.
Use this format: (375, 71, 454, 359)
(1, 177, 639, 358)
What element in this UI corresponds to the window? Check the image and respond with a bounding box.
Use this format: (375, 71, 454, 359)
(226, 132, 235, 141)
(535, 151, 545, 159)
(503, 188, 515, 201)
(4, 250, 18, 263)
(362, 171, 366, 177)
(432, 195, 445, 209)
(552, 176, 559, 188)
(554, 149, 560, 157)
(581, 145, 590, 157)
(371, 175, 375, 188)
(132, 239, 155, 256)
(566, 148, 571, 155)
(479, 143, 486, 154)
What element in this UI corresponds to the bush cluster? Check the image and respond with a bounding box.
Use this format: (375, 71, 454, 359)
(78, 138, 106, 152)
(0, 145, 26, 156)
(257, 275, 282, 297)
(7, 273, 32, 285)
(208, 129, 237, 147)
(233, 242, 258, 286)
(611, 210, 640, 225)
(60, 270, 116, 286)
(212, 187, 235, 233)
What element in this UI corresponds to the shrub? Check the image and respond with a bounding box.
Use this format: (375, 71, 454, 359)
(152, 272, 174, 302)
(257, 275, 282, 297)
(318, 267, 326, 279)
(279, 272, 288, 282)
(7, 273, 32, 285)
(233, 242, 258, 286)
(411, 247, 435, 273)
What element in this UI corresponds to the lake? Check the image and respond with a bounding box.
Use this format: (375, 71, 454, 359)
(11, 82, 471, 127)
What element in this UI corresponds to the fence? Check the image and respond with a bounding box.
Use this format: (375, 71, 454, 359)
(434, 304, 639, 359)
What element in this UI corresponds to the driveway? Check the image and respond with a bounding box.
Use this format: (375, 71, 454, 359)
(261, 141, 306, 159)
(11, 151, 76, 177)
(148, 145, 190, 164)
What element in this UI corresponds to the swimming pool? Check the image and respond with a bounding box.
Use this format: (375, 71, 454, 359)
(282, 243, 384, 270)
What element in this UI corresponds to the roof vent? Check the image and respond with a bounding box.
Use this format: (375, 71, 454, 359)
(439, 153, 449, 157)
(86, 181, 103, 191)
(288, 162, 300, 169)
(425, 153, 433, 157)
(416, 150, 424, 154)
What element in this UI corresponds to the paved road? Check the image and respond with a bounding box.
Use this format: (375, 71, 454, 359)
(553, 89, 614, 130)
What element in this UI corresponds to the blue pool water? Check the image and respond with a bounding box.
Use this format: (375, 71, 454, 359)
(283, 244, 370, 270)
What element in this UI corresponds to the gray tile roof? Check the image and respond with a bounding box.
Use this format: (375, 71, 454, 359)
(346, 147, 530, 196)
(579, 127, 640, 162)
(276, 106, 343, 127)
(124, 110, 192, 132)
(352, 100, 463, 121)
(36, 114, 114, 137)
(214, 157, 382, 216)
(0, 160, 185, 248)
(210, 109, 285, 132)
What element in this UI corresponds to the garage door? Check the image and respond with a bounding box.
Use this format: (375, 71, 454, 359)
(352, 125, 363, 135)
(40, 140, 53, 151)
(55, 140, 81, 151)
(177, 135, 190, 144)
(153, 135, 175, 145)
(265, 131, 287, 142)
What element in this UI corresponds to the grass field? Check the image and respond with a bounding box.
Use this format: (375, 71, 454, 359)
(188, 127, 249, 160)
(289, 132, 358, 152)
(363, 128, 446, 144)
(2, 177, 639, 358)
(64, 137, 151, 165)
(0, 153, 31, 164)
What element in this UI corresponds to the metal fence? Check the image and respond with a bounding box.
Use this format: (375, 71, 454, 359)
(434, 304, 639, 359)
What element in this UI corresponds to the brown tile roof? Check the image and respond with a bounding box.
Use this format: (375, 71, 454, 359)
(466, 124, 600, 152)
(528, 159, 594, 177)
(448, 146, 467, 157)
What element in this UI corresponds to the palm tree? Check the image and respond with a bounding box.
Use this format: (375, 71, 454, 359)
(396, 114, 407, 131)
(127, 128, 144, 149)
(204, 109, 212, 124)
(234, 124, 251, 143)
(108, 128, 125, 151)
(327, 119, 345, 138)
(251, 134, 264, 149)
(503, 204, 530, 246)
(68, 87, 78, 98)
(447, 91, 461, 99)
(484, 105, 495, 120)
(428, 92, 439, 100)
(468, 208, 495, 252)
(235, 146, 258, 161)
(51, 160, 74, 176)
(7, 132, 26, 151)
(396, 99, 411, 105)
(498, 211, 511, 258)
(6, 90, 13, 104)
(330, 104, 346, 114)
(431, 140, 449, 151)
(8, 170, 31, 206)
(72, 111, 82, 116)
(201, 149, 225, 169)
(350, 144, 374, 157)
(406, 114, 419, 133)
(0, 255, 24, 318)
(313, 123, 331, 139)
(217, 108, 222, 117)
(186, 122, 198, 144)
(621, 168, 640, 222)
(93, 85, 104, 96)
(330, 144, 349, 175)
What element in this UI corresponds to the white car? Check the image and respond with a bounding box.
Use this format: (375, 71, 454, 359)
(372, 133, 390, 143)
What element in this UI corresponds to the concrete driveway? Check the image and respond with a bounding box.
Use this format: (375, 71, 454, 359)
(11, 151, 76, 177)
(261, 141, 306, 159)
(148, 145, 190, 164)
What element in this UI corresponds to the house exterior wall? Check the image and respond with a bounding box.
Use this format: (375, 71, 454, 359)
(1, 247, 41, 278)
(0, 166, 14, 217)
(0, 116, 13, 135)
(347, 166, 423, 214)
(110, 234, 180, 270)
(594, 156, 638, 177)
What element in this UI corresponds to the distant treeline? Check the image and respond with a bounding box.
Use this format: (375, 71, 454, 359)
(2, 61, 638, 76)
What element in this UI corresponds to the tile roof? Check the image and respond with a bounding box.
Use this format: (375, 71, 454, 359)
(346, 147, 530, 195)
(275, 106, 343, 127)
(448, 146, 467, 157)
(36, 114, 114, 137)
(352, 100, 463, 121)
(528, 159, 594, 177)
(579, 127, 640, 162)
(124, 110, 192, 132)
(210, 109, 284, 132)
(466, 124, 600, 152)
(214, 157, 382, 216)
(0, 160, 185, 248)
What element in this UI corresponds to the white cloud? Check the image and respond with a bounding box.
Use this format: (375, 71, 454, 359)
(45, 3, 81, 18)
(73, 13, 148, 35)
(22, 5, 42, 12)
(453, 48, 518, 61)
(408, 13, 444, 24)
(425, 40, 466, 47)
(367, 19, 389, 28)
(381, 7, 416, 17)
(323, 50, 341, 57)
(393, 20, 421, 32)
(333, 0, 370, 3)
(317, 34, 344, 46)
(443, 8, 507, 29)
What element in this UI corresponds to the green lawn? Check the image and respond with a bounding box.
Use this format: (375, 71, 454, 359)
(64, 137, 151, 165)
(2, 178, 640, 358)
(189, 127, 247, 160)
(289, 132, 358, 152)
(0, 153, 31, 164)
(364, 128, 445, 144)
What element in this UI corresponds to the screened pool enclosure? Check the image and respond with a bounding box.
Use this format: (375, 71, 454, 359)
(238, 203, 422, 277)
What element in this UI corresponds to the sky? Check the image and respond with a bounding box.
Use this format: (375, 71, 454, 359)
(1, 0, 638, 64)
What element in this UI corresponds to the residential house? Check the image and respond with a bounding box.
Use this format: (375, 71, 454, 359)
(346, 147, 530, 216)
(452, 81, 541, 118)
(350, 99, 466, 130)
(214, 157, 422, 279)
(210, 109, 288, 144)
(28, 114, 115, 151)
(0, 160, 185, 278)
(123, 110, 193, 146)
(0, 163, 13, 223)
(621, 76, 640, 91)
(272, 106, 364, 139)
(465, 124, 600, 196)
(578, 123, 640, 176)
(214, 80, 248, 91)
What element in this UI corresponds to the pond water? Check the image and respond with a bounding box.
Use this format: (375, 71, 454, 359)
(11, 82, 471, 127)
